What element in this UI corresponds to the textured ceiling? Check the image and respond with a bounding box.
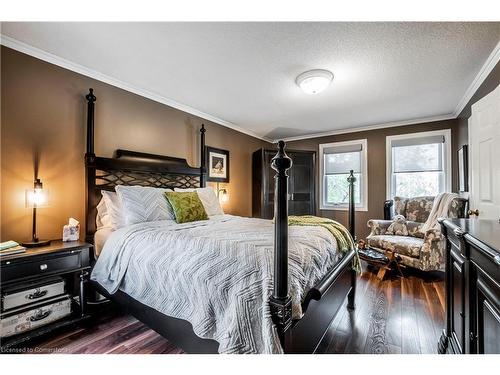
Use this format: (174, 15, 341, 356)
(2, 22, 500, 140)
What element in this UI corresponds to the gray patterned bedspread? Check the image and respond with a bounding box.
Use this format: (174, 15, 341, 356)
(91, 215, 342, 353)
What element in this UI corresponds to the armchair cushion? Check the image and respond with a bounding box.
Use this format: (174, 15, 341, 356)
(393, 196, 408, 217)
(366, 235, 423, 258)
(395, 196, 435, 222)
(386, 215, 409, 236)
(367, 219, 423, 238)
(367, 219, 393, 236)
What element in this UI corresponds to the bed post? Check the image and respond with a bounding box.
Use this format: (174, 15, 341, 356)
(347, 170, 356, 238)
(200, 124, 206, 188)
(85, 88, 97, 244)
(347, 169, 356, 310)
(269, 140, 293, 348)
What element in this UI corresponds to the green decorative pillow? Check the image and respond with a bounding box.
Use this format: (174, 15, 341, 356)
(164, 191, 208, 224)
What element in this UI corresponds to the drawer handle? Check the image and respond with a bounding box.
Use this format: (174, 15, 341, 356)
(29, 309, 52, 322)
(494, 255, 500, 266)
(39, 264, 48, 271)
(27, 289, 48, 300)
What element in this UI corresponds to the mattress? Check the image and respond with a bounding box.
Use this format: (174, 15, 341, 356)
(91, 214, 345, 353)
(94, 227, 114, 257)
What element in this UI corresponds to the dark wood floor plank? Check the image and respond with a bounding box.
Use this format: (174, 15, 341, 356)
(325, 268, 372, 353)
(400, 277, 421, 354)
(363, 285, 389, 354)
(421, 279, 445, 340)
(385, 277, 402, 350)
(412, 278, 440, 354)
(35, 315, 138, 353)
(345, 272, 381, 353)
(73, 321, 150, 354)
(21, 268, 444, 354)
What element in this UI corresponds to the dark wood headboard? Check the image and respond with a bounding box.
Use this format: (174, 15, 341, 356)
(84, 89, 207, 243)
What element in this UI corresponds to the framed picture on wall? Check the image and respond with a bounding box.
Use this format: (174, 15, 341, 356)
(205, 146, 230, 183)
(458, 145, 468, 192)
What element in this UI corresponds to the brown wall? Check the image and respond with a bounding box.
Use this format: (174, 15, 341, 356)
(286, 119, 459, 239)
(1, 46, 270, 242)
(3, 44, 498, 244)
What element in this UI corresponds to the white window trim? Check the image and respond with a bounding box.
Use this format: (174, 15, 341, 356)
(319, 139, 368, 211)
(385, 129, 452, 200)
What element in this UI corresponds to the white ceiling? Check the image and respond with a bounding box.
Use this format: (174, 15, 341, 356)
(2, 22, 500, 141)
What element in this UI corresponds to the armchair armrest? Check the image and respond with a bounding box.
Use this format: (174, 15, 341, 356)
(419, 228, 446, 271)
(367, 219, 393, 236)
(423, 228, 443, 244)
(406, 221, 425, 238)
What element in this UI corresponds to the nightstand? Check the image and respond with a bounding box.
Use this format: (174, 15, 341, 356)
(0, 241, 92, 351)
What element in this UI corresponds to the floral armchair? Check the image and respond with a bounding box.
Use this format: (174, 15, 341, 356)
(366, 196, 468, 271)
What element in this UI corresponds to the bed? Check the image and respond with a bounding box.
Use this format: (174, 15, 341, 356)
(84, 88, 358, 354)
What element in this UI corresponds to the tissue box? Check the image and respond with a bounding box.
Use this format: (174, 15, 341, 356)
(62, 218, 80, 242)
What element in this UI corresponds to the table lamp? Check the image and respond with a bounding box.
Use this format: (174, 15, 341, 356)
(22, 178, 51, 247)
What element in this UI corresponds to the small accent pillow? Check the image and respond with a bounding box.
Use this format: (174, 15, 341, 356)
(174, 187, 224, 216)
(164, 191, 208, 224)
(115, 185, 174, 226)
(386, 214, 409, 236)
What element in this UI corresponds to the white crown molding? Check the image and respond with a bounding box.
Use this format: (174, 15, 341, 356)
(453, 40, 500, 117)
(0, 34, 272, 143)
(277, 113, 456, 143)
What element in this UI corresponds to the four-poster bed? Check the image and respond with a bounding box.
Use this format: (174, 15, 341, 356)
(85, 88, 357, 353)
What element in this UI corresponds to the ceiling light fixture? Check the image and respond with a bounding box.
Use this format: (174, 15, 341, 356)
(296, 69, 334, 95)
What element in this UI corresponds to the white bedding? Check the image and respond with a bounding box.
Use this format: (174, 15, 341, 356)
(91, 214, 343, 353)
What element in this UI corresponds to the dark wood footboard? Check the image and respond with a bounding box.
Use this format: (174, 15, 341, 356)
(287, 249, 355, 353)
(91, 252, 355, 355)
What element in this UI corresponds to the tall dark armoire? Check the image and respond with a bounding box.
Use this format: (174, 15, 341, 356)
(252, 148, 316, 219)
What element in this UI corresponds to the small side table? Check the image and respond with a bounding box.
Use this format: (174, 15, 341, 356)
(358, 247, 404, 280)
(0, 240, 92, 350)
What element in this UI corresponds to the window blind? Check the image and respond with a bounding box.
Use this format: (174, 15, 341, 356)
(324, 143, 362, 174)
(391, 134, 444, 148)
(322, 143, 362, 154)
(392, 136, 444, 173)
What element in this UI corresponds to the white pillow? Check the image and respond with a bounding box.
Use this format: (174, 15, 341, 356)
(115, 185, 174, 225)
(96, 196, 108, 229)
(97, 191, 126, 230)
(174, 187, 224, 216)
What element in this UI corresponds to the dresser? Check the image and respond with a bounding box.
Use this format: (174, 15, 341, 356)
(0, 241, 92, 350)
(438, 218, 500, 354)
(252, 148, 316, 219)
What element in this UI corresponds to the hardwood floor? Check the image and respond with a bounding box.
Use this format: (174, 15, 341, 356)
(29, 314, 183, 354)
(320, 265, 444, 354)
(24, 265, 444, 354)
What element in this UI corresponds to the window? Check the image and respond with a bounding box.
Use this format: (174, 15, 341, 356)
(320, 139, 368, 211)
(386, 130, 451, 199)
